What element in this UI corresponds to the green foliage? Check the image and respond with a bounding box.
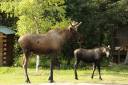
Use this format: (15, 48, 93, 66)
(1, 0, 128, 68)
(39, 55, 51, 69)
(64, 0, 128, 66)
(65, 0, 128, 47)
(1, 0, 70, 36)
(13, 55, 23, 67)
(1, 0, 72, 68)
(13, 54, 37, 68)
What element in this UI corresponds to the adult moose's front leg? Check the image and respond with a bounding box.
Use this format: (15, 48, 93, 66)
(48, 52, 57, 83)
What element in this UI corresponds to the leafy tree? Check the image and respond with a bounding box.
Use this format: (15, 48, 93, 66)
(1, 0, 70, 36)
(1, 0, 72, 68)
(65, 0, 128, 48)
(1, 0, 128, 67)
(64, 0, 128, 66)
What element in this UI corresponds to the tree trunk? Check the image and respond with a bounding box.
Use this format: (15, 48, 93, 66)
(36, 55, 39, 71)
(121, 48, 128, 65)
(35, 16, 40, 71)
(67, 39, 73, 65)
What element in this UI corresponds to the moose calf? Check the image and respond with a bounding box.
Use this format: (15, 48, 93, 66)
(74, 45, 111, 80)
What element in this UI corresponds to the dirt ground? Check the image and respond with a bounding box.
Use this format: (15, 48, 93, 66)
(18, 83, 128, 85)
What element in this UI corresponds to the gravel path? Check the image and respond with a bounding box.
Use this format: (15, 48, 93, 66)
(18, 83, 127, 85)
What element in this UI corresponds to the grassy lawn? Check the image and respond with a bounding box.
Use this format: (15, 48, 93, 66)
(0, 66, 128, 84)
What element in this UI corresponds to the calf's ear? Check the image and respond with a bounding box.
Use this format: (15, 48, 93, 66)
(108, 45, 110, 48)
(108, 45, 111, 49)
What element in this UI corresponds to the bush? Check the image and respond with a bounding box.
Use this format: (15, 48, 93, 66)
(13, 54, 36, 68)
(13, 54, 51, 68)
(13, 54, 23, 67)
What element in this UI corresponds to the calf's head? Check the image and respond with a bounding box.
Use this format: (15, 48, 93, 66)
(68, 21, 84, 43)
(102, 44, 111, 58)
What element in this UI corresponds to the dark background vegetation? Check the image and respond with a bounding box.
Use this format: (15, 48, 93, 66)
(0, 0, 128, 69)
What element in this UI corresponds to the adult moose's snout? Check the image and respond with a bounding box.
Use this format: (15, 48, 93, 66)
(78, 37, 84, 43)
(77, 33, 84, 43)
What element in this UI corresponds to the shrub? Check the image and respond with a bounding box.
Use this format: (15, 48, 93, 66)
(13, 54, 36, 68)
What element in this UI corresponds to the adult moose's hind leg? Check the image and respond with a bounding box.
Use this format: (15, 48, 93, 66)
(48, 52, 57, 83)
(22, 50, 30, 83)
(91, 62, 96, 79)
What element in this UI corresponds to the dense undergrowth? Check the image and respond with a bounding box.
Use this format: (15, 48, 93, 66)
(13, 54, 111, 70)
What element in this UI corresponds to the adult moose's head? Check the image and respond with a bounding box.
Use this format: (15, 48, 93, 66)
(68, 21, 84, 43)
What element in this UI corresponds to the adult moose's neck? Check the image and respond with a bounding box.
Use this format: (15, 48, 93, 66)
(57, 27, 72, 44)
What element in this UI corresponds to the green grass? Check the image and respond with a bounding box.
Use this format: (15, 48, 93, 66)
(0, 66, 128, 84)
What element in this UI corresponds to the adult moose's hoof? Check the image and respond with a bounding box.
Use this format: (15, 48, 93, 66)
(75, 78, 78, 80)
(49, 80, 54, 83)
(99, 78, 102, 80)
(48, 77, 54, 83)
(99, 76, 102, 80)
(25, 80, 31, 83)
(27, 81, 31, 83)
(25, 78, 31, 83)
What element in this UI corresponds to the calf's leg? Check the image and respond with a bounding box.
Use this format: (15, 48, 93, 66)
(48, 52, 57, 83)
(97, 62, 102, 80)
(91, 62, 96, 79)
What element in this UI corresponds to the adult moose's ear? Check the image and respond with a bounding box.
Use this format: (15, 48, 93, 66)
(102, 44, 105, 47)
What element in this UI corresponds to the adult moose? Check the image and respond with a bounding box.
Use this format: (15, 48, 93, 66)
(74, 44, 111, 80)
(18, 21, 84, 83)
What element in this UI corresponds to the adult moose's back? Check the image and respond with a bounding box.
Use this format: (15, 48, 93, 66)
(18, 21, 84, 83)
(74, 44, 111, 80)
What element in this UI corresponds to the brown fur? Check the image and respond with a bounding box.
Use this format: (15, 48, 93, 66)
(74, 45, 111, 80)
(18, 22, 83, 83)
